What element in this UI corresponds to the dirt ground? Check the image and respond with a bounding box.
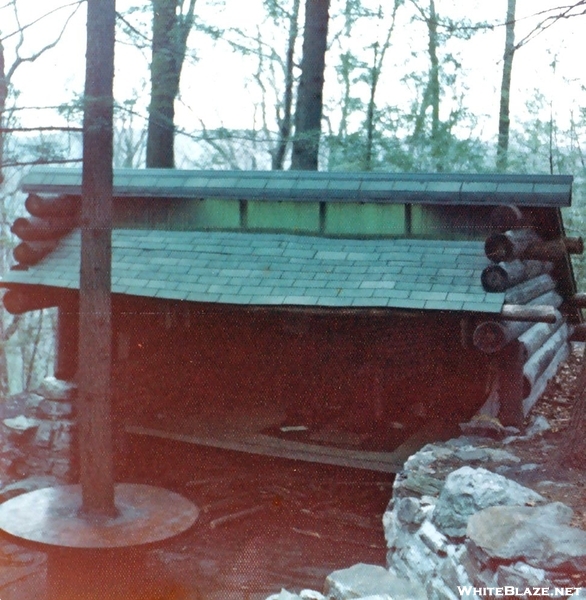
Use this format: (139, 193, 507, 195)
(504, 343, 586, 532)
(107, 342, 586, 598)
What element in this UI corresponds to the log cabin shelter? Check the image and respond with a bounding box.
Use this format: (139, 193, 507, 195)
(1, 166, 581, 473)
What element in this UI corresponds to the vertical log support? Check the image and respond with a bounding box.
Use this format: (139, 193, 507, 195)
(77, 0, 117, 518)
(55, 303, 79, 381)
(498, 340, 525, 428)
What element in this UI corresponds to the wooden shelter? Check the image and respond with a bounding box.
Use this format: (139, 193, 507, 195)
(1, 167, 581, 472)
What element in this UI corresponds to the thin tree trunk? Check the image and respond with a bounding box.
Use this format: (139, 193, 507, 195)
(0, 40, 7, 184)
(496, 0, 516, 172)
(364, 1, 400, 171)
(291, 0, 330, 171)
(78, 0, 117, 517)
(272, 0, 301, 170)
(428, 0, 441, 170)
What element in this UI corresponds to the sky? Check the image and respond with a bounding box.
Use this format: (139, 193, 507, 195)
(1, 0, 585, 152)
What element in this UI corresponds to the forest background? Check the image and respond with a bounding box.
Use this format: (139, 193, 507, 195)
(0, 0, 585, 397)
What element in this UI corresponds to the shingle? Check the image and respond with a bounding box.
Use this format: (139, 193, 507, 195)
(1, 227, 509, 314)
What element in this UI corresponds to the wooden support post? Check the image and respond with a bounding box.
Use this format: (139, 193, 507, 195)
(55, 303, 79, 381)
(77, 0, 117, 518)
(498, 341, 525, 428)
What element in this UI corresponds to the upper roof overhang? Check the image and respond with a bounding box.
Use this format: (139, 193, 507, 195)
(20, 167, 574, 207)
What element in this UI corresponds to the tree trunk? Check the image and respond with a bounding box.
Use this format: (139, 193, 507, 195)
(496, 0, 516, 172)
(78, 0, 117, 517)
(427, 0, 441, 170)
(146, 0, 196, 168)
(290, 0, 330, 171)
(272, 0, 301, 170)
(0, 40, 7, 185)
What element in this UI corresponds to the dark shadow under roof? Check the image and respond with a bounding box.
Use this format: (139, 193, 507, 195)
(20, 167, 573, 206)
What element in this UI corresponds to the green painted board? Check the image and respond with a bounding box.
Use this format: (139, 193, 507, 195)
(169, 198, 240, 230)
(247, 200, 320, 233)
(325, 203, 405, 236)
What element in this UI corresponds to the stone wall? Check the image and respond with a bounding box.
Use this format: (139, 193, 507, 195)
(0, 376, 76, 500)
(268, 427, 586, 600)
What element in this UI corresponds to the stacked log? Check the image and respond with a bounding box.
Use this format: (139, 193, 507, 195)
(473, 206, 582, 426)
(10, 194, 79, 268)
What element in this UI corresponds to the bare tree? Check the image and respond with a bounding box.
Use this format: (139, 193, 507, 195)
(270, 0, 301, 170)
(290, 0, 330, 171)
(363, 1, 401, 171)
(0, 1, 82, 396)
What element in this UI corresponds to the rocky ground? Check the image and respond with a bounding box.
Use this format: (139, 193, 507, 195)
(487, 343, 586, 532)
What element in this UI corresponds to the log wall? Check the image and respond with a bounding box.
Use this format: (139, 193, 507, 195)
(473, 206, 581, 426)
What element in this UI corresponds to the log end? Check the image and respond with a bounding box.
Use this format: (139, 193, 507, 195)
(472, 321, 507, 353)
(481, 264, 508, 293)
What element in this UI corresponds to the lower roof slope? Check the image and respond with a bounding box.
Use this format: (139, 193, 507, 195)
(2, 229, 505, 313)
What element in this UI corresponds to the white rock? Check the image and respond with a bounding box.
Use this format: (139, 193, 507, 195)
(325, 563, 425, 600)
(266, 590, 302, 600)
(419, 519, 448, 554)
(2, 415, 41, 433)
(300, 590, 326, 600)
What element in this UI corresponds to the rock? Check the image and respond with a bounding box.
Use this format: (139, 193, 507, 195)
(398, 472, 444, 498)
(418, 520, 448, 555)
(266, 590, 303, 600)
(33, 421, 54, 447)
(324, 564, 425, 600)
(454, 447, 489, 462)
(23, 393, 44, 410)
(34, 376, 77, 402)
(459, 416, 506, 439)
(300, 591, 327, 600)
(395, 497, 425, 527)
(431, 466, 544, 538)
(467, 502, 586, 572)
(495, 561, 547, 587)
(524, 415, 551, 438)
(426, 576, 460, 600)
(396, 532, 438, 582)
(38, 399, 73, 419)
(0, 475, 59, 502)
(2, 415, 41, 435)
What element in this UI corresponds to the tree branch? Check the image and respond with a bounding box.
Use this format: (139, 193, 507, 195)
(6, 2, 83, 82)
